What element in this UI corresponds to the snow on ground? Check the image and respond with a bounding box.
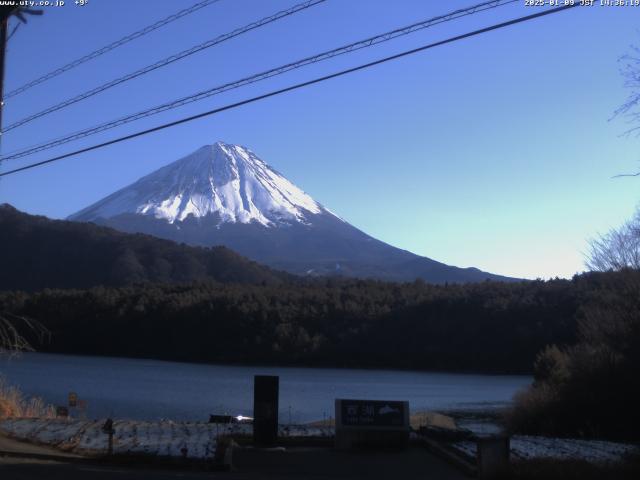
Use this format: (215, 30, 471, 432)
(451, 435, 638, 464)
(0, 418, 332, 459)
(3, 417, 636, 464)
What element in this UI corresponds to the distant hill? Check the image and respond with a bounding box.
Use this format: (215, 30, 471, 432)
(0, 204, 288, 291)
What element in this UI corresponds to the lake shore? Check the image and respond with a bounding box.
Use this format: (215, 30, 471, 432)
(0, 352, 531, 423)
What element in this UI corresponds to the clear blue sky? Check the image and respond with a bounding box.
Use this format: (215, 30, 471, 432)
(0, 0, 638, 280)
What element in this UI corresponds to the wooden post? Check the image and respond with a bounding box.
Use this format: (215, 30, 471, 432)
(102, 418, 115, 456)
(107, 431, 114, 456)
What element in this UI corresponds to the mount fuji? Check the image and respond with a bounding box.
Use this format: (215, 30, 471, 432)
(69, 141, 513, 283)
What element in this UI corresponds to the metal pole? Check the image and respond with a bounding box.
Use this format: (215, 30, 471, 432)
(0, 16, 8, 152)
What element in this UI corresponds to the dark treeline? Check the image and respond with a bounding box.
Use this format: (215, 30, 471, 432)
(1, 272, 611, 374)
(0, 204, 289, 291)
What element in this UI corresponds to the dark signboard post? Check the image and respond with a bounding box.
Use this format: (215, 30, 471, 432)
(477, 436, 510, 479)
(335, 399, 409, 450)
(253, 375, 279, 446)
(55, 406, 69, 418)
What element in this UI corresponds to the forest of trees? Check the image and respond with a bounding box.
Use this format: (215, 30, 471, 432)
(0, 204, 290, 291)
(507, 268, 640, 440)
(0, 272, 614, 374)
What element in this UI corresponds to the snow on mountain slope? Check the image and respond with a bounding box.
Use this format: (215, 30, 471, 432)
(69, 141, 516, 283)
(70, 142, 329, 226)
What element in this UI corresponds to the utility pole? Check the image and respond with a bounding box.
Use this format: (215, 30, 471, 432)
(0, 7, 43, 154)
(0, 10, 11, 152)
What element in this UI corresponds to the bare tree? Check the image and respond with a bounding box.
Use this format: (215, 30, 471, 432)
(0, 312, 48, 356)
(0, 7, 46, 357)
(586, 209, 640, 271)
(614, 44, 640, 139)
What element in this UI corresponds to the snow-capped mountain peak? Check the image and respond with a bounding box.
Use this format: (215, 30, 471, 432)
(69, 141, 327, 226)
(68, 141, 514, 284)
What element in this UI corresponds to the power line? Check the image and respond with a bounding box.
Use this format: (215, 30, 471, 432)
(1, 0, 327, 133)
(1, 0, 518, 162)
(6, 22, 19, 42)
(2, 0, 223, 100)
(0, 3, 579, 179)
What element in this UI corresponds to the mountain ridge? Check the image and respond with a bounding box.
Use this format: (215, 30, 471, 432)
(69, 141, 516, 284)
(0, 203, 289, 291)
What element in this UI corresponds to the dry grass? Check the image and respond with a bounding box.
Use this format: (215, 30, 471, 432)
(410, 411, 458, 430)
(0, 377, 55, 419)
(306, 417, 335, 427)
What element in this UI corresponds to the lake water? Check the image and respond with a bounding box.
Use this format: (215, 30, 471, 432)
(1, 353, 531, 423)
